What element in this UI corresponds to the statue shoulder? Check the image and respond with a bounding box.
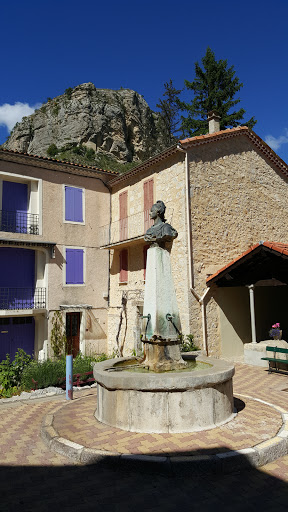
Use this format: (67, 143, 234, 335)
(163, 223, 178, 238)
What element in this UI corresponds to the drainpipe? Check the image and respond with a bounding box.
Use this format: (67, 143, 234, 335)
(247, 284, 257, 344)
(177, 144, 209, 355)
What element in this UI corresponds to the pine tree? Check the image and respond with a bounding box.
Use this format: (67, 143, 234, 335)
(156, 79, 181, 145)
(179, 48, 257, 137)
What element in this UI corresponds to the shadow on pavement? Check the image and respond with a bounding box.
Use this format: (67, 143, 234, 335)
(1, 447, 288, 512)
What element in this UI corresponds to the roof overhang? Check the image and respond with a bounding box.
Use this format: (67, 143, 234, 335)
(100, 235, 145, 249)
(206, 242, 288, 287)
(0, 238, 57, 258)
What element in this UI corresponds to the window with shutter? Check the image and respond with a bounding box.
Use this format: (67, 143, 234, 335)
(66, 248, 84, 284)
(65, 186, 84, 223)
(143, 178, 154, 232)
(119, 191, 128, 241)
(119, 249, 128, 283)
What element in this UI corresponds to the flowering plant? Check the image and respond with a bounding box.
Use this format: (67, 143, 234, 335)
(269, 323, 281, 338)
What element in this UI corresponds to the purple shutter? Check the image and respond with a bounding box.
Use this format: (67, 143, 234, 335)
(2, 181, 28, 233)
(65, 187, 83, 222)
(66, 249, 84, 284)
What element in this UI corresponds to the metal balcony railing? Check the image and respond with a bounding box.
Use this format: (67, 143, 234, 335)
(0, 210, 39, 235)
(99, 209, 154, 246)
(0, 287, 46, 310)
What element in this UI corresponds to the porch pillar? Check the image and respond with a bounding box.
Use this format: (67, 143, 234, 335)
(247, 284, 257, 344)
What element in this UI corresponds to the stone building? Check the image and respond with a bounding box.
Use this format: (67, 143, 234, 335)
(0, 148, 116, 361)
(2, 118, 288, 362)
(102, 120, 288, 360)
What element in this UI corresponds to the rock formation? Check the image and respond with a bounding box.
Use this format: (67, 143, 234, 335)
(3, 83, 167, 164)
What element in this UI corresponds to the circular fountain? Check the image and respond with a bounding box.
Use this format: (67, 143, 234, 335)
(94, 355, 235, 433)
(94, 200, 235, 433)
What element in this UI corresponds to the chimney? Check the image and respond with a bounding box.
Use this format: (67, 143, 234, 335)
(207, 110, 221, 134)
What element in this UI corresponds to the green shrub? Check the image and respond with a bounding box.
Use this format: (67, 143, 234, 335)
(47, 144, 59, 157)
(0, 349, 32, 392)
(86, 148, 95, 160)
(21, 359, 66, 390)
(179, 334, 199, 352)
(64, 87, 73, 99)
(50, 311, 66, 358)
(21, 353, 108, 390)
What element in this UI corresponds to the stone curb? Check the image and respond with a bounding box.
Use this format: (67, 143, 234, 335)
(0, 385, 97, 404)
(41, 393, 288, 474)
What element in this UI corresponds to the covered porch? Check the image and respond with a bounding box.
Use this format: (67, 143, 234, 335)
(206, 241, 288, 360)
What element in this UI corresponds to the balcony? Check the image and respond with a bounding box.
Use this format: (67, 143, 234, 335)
(0, 287, 46, 310)
(0, 210, 39, 235)
(99, 210, 153, 248)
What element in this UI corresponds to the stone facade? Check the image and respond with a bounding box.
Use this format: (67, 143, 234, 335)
(2, 126, 288, 362)
(106, 152, 193, 356)
(106, 129, 288, 359)
(0, 150, 114, 359)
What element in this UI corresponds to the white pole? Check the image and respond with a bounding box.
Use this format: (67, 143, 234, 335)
(248, 284, 257, 344)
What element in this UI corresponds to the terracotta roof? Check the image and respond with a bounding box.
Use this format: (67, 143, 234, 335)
(110, 126, 288, 187)
(179, 126, 248, 145)
(180, 127, 288, 178)
(0, 148, 118, 176)
(206, 241, 288, 285)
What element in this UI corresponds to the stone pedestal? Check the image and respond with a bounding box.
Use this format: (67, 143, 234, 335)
(142, 245, 186, 371)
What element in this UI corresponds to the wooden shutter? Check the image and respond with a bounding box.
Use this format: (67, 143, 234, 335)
(65, 187, 83, 222)
(119, 191, 128, 241)
(144, 179, 154, 232)
(119, 249, 128, 282)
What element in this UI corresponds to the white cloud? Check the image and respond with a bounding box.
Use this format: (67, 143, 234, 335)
(265, 129, 288, 151)
(0, 102, 41, 132)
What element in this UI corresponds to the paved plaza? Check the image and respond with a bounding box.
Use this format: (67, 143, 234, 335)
(1, 363, 288, 511)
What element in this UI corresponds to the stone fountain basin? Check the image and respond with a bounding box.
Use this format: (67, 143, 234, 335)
(93, 355, 235, 433)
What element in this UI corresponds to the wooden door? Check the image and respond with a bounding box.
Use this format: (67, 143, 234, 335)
(66, 312, 80, 357)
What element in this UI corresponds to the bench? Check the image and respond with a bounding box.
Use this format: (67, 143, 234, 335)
(261, 346, 288, 373)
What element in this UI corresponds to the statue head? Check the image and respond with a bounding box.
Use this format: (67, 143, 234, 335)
(150, 200, 166, 222)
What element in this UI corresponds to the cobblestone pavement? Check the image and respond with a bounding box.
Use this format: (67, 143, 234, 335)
(54, 394, 282, 455)
(0, 364, 288, 511)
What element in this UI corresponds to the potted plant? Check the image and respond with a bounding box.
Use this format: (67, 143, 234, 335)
(269, 322, 282, 340)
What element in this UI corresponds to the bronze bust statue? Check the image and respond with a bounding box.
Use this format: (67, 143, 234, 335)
(144, 200, 178, 247)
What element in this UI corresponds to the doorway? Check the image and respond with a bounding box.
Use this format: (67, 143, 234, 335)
(66, 312, 80, 357)
(0, 316, 35, 361)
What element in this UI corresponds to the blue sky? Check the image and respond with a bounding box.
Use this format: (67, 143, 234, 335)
(1, 0, 288, 162)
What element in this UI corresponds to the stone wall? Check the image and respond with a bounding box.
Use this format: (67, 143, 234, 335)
(107, 153, 193, 355)
(187, 135, 288, 356)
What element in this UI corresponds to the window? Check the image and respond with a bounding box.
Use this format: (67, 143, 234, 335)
(119, 249, 128, 283)
(119, 191, 128, 241)
(143, 178, 154, 232)
(66, 248, 84, 284)
(65, 186, 84, 223)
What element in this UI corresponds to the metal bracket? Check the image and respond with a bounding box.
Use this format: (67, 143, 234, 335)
(141, 314, 151, 337)
(166, 313, 181, 336)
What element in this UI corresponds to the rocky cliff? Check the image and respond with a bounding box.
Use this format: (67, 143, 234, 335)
(3, 83, 168, 169)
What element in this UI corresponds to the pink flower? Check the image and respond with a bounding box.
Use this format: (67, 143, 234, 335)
(272, 323, 280, 329)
